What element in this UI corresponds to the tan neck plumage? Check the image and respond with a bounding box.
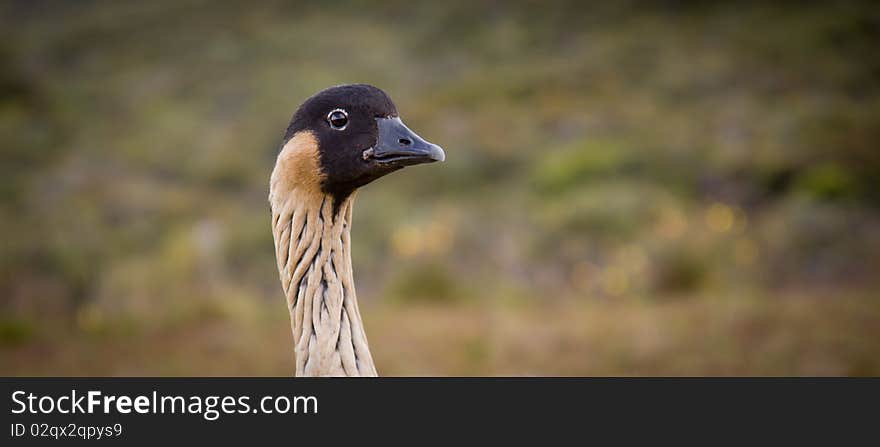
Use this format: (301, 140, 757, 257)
(269, 132, 377, 377)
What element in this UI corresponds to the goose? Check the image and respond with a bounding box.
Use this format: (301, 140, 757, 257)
(269, 84, 445, 376)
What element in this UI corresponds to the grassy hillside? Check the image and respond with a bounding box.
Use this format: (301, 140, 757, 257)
(2, 0, 879, 375)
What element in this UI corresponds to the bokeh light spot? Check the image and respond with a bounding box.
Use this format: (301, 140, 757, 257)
(705, 203, 734, 233)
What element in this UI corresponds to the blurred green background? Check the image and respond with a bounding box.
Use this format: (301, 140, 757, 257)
(2, 0, 879, 375)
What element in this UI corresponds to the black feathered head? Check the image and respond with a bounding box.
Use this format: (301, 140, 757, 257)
(279, 84, 444, 203)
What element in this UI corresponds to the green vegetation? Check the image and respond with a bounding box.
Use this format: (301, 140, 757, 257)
(1, 0, 879, 375)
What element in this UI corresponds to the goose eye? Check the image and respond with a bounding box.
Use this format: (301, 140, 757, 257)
(327, 109, 348, 130)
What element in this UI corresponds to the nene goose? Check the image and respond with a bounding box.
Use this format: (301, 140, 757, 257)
(269, 84, 444, 376)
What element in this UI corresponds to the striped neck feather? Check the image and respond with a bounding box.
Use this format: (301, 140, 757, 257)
(270, 189, 377, 377)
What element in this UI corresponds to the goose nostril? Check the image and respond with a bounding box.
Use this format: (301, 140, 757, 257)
(398, 138, 412, 146)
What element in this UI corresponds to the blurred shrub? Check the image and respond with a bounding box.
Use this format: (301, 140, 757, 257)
(0, 319, 33, 346)
(387, 262, 462, 304)
(794, 163, 858, 201)
(535, 181, 668, 246)
(532, 139, 637, 195)
(651, 248, 708, 295)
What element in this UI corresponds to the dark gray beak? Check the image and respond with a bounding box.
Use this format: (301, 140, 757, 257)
(368, 117, 445, 166)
